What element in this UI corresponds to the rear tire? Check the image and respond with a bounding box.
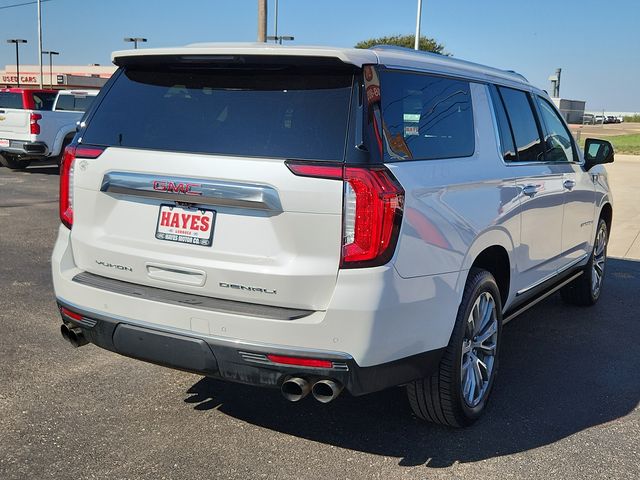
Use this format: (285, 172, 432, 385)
(560, 218, 608, 306)
(0, 154, 31, 170)
(407, 268, 502, 427)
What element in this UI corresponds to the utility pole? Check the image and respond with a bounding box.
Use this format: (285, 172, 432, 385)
(37, 0, 44, 88)
(258, 0, 267, 42)
(414, 0, 423, 50)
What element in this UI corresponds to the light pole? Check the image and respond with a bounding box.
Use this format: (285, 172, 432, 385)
(124, 37, 147, 49)
(274, 0, 279, 43)
(37, 0, 44, 87)
(7, 39, 27, 88)
(42, 50, 59, 88)
(414, 0, 423, 50)
(267, 35, 294, 45)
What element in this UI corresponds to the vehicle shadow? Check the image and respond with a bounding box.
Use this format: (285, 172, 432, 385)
(184, 257, 640, 467)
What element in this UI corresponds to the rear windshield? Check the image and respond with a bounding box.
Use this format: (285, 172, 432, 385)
(82, 67, 354, 161)
(0, 92, 24, 109)
(55, 94, 96, 112)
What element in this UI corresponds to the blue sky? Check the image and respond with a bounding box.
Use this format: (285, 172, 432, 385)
(1, 0, 639, 111)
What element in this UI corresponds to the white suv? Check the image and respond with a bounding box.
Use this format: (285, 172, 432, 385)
(52, 44, 614, 427)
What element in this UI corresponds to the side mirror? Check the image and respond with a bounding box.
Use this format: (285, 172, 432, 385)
(584, 138, 614, 170)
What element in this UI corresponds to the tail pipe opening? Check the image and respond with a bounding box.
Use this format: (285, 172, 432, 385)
(60, 323, 89, 348)
(311, 379, 343, 403)
(280, 377, 311, 402)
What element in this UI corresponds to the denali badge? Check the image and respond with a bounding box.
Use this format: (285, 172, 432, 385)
(152, 180, 202, 196)
(96, 260, 133, 272)
(219, 282, 276, 295)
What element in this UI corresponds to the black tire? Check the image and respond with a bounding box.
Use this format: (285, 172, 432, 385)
(407, 268, 503, 427)
(0, 153, 31, 170)
(560, 218, 608, 306)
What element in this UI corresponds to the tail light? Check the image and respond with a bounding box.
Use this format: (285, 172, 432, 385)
(286, 161, 404, 268)
(59, 145, 105, 229)
(29, 113, 42, 134)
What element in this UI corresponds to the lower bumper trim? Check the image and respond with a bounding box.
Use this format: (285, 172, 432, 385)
(56, 299, 445, 396)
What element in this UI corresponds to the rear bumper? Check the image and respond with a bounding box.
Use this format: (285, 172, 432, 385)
(0, 140, 49, 157)
(57, 299, 444, 396)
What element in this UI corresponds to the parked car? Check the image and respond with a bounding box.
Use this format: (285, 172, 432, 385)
(582, 113, 595, 125)
(594, 115, 605, 124)
(0, 88, 98, 169)
(605, 115, 618, 124)
(52, 44, 614, 427)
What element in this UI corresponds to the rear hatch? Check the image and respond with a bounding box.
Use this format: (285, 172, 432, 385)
(69, 58, 357, 310)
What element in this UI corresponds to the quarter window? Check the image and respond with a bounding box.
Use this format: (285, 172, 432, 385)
(536, 97, 577, 162)
(489, 85, 517, 162)
(498, 87, 544, 162)
(379, 71, 475, 161)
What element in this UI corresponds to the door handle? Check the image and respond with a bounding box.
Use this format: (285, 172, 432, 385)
(563, 179, 576, 190)
(522, 184, 541, 197)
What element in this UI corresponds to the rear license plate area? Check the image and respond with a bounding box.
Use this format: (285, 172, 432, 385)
(155, 204, 215, 247)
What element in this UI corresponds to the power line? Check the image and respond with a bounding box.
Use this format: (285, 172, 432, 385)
(0, 0, 53, 11)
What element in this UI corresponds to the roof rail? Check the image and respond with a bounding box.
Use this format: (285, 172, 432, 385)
(370, 45, 528, 84)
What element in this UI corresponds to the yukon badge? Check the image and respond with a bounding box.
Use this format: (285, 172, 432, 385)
(96, 260, 133, 272)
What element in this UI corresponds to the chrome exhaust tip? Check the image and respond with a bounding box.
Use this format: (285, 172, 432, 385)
(60, 323, 89, 348)
(281, 377, 311, 402)
(311, 379, 343, 403)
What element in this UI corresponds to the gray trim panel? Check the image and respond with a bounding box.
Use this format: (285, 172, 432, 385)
(72, 271, 312, 320)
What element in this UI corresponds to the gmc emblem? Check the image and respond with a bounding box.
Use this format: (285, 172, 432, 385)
(152, 180, 202, 196)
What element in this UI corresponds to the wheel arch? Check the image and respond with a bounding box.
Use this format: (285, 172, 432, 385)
(599, 202, 613, 237)
(457, 228, 515, 311)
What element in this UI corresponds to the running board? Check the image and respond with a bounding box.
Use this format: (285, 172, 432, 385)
(503, 271, 583, 324)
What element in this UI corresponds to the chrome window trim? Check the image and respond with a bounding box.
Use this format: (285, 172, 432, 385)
(100, 171, 283, 212)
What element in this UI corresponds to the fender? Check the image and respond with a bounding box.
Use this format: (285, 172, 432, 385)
(454, 226, 517, 309)
(51, 126, 77, 157)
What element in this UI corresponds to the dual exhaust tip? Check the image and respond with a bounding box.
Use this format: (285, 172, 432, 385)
(281, 377, 343, 403)
(60, 323, 89, 348)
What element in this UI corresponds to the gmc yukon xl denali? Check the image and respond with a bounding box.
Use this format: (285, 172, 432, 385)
(52, 44, 614, 427)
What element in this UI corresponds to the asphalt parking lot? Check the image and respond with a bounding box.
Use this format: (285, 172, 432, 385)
(1, 159, 639, 480)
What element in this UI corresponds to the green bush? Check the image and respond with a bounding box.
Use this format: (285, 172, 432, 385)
(355, 34, 447, 55)
(623, 115, 640, 123)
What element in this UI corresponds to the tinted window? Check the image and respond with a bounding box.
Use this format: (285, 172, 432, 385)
(489, 85, 516, 161)
(537, 97, 577, 162)
(379, 71, 474, 161)
(82, 67, 353, 161)
(498, 87, 543, 162)
(31, 92, 57, 111)
(55, 94, 96, 112)
(0, 92, 24, 109)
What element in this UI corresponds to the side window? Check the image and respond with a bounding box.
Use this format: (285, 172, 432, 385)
(31, 93, 56, 111)
(488, 85, 517, 161)
(498, 87, 544, 162)
(379, 71, 475, 161)
(536, 97, 577, 162)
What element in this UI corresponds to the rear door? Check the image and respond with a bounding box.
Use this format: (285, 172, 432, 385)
(70, 60, 356, 311)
